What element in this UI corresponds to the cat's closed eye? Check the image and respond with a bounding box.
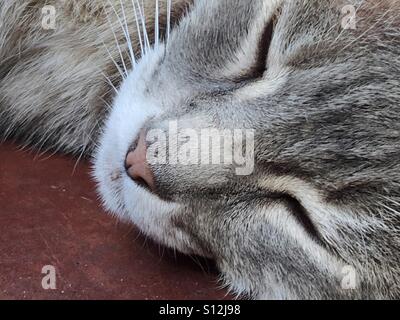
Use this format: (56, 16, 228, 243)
(237, 14, 276, 82)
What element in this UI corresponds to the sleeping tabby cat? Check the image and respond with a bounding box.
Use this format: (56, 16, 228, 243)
(1, 0, 399, 299)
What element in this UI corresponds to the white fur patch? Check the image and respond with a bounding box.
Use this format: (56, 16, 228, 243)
(93, 45, 199, 254)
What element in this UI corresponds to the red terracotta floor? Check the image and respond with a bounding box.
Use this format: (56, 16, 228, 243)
(0, 142, 228, 300)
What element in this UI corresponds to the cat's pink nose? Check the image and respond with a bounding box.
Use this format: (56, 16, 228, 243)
(125, 130, 155, 191)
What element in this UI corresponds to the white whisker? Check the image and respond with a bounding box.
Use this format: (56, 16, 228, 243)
(119, 0, 136, 67)
(167, 0, 172, 41)
(105, 1, 128, 77)
(101, 71, 119, 94)
(136, 0, 151, 52)
(131, 0, 144, 56)
(102, 40, 126, 81)
(155, 0, 160, 49)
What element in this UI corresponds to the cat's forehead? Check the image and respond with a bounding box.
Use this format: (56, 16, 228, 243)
(162, 0, 283, 81)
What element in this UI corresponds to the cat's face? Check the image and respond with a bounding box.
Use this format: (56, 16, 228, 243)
(94, 0, 400, 299)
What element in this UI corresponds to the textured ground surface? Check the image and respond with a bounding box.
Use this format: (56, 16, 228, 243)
(0, 143, 228, 300)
